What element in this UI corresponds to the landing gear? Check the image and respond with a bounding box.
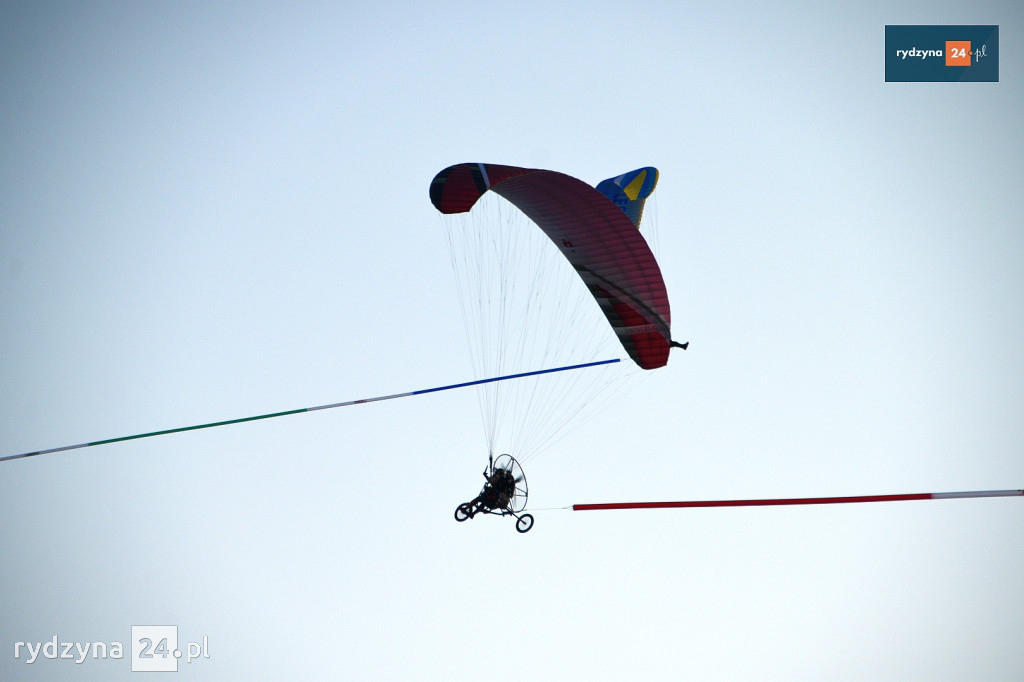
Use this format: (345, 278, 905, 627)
(515, 513, 534, 533)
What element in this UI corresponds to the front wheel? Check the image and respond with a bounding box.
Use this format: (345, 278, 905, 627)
(454, 504, 471, 522)
(515, 514, 534, 533)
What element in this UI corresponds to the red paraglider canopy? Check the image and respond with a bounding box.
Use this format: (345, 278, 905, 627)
(430, 163, 673, 369)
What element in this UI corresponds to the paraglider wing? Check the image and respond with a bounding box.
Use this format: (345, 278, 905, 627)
(430, 163, 672, 369)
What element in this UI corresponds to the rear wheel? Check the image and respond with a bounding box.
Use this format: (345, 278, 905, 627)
(515, 514, 534, 533)
(454, 504, 471, 522)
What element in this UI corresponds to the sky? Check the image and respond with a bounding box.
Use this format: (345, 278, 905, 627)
(2, 1, 1023, 680)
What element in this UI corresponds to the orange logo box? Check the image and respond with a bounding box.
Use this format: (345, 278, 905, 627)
(946, 40, 971, 66)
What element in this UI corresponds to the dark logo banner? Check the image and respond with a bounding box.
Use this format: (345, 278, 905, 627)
(885, 25, 999, 82)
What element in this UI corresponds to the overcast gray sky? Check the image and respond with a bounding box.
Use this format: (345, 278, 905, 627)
(2, 2, 1023, 680)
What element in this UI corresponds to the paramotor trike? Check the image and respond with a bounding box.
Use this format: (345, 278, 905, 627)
(454, 454, 534, 533)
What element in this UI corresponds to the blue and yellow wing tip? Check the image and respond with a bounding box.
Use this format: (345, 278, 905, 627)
(595, 167, 659, 227)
